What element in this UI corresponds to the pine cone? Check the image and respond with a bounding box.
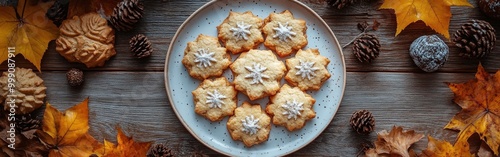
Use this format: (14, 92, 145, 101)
(350, 110, 375, 134)
(453, 19, 496, 59)
(147, 144, 174, 157)
(353, 33, 380, 63)
(15, 113, 41, 132)
(130, 34, 153, 58)
(328, 0, 356, 9)
(109, 0, 144, 31)
(66, 68, 84, 87)
(46, 0, 68, 26)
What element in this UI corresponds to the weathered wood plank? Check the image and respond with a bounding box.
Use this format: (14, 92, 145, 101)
(41, 71, 480, 156)
(1, 0, 498, 73)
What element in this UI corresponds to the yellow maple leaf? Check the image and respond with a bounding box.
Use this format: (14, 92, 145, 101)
(379, 0, 472, 39)
(94, 127, 152, 157)
(445, 64, 500, 155)
(36, 98, 103, 157)
(420, 136, 472, 157)
(0, 0, 59, 71)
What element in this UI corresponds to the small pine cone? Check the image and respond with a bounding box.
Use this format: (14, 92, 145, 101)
(350, 110, 375, 134)
(15, 114, 41, 132)
(66, 68, 84, 87)
(353, 33, 380, 63)
(130, 34, 153, 58)
(46, 0, 68, 26)
(328, 0, 356, 9)
(109, 0, 144, 31)
(147, 144, 174, 157)
(453, 19, 496, 59)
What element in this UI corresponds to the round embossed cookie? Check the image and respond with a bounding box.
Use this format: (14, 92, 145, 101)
(230, 49, 286, 100)
(266, 84, 316, 131)
(192, 77, 237, 121)
(285, 48, 331, 91)
(262, 10, 307, 57)
(217, 11, 264, 54)
(182, 34, 232, 80)
(227, 102, 271, 147)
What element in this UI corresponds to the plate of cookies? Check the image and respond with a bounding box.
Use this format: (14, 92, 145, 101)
(164, 0, 346, 156)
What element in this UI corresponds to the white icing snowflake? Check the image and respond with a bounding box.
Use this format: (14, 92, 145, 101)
(241, 115, 260, 135)
(295, 60, 320, 80)
(194, 49, 217, 68)
(206, 90, 226, 108)
(230, 22, 251, 40)
(244, 63, 270, 85)
(281, 99, 304, 120)
(272, 22, 296, 42)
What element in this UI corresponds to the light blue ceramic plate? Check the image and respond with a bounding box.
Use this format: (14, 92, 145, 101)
(165, 0, 345, 156)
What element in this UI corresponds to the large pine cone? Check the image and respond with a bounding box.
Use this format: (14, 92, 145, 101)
(453, 19, 496, 59)
(328, 0, 356, 9)
(147, 144, 174, 157)
(46, 0, 68, 26)
(350, 110, 375, 134)
(130, 34, 153, 58)
(353, 33, 380, 63)
(0, 68, 46, 115)
(109, 0, 144, 31)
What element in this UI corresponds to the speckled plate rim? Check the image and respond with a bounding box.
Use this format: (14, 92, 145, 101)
(164, 0, 346, 156)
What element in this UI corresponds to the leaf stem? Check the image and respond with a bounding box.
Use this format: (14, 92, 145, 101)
(342, 32, 365, 49)
(21, 0, 26, 19)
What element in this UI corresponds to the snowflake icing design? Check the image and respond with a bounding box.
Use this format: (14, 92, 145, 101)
(295, 60, 320, 80)
(281, 99, 304, 120)
(245, 63, 270, 85)
(241, 115, 260, 135)
(272, 22, 296, 42)
(230, 22, 251, 40)
(206, 90, 226, 108)
(194, 49, 217, 68)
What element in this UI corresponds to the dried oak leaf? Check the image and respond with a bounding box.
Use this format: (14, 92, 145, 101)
(36, 98, 103, 157)
(94, 127, 152, 157)
(68, 0, 122, 17)
(420, 136, 472, 157)
(379, 0, 472, 39)
(0, 0, 59, 71)
(445, 64, 500, 155)
(365, 126, 424, 157)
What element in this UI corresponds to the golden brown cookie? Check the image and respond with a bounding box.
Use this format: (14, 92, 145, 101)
(227, 102, 271, 147)
(192, 77, 237, 121)
(217, 11, 264, 54)
(182, 34, 231, 80)
(230, 49, 286, 100)
(262, 10, 307, 57)
(266, 84, 316, 131)
(285, 48, 331, 91)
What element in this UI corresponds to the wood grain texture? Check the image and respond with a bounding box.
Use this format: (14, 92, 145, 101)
(41, 71, 477, 156)
(4, 0, 500, 156)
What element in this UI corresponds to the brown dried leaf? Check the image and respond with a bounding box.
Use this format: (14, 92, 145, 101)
(365, 126, 424, 157)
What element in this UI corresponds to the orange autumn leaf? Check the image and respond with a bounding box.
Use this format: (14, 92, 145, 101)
(365, 126, 424, 157)
(95, 127, 152, 157)
(0, 0, 59, 71)
(379, 0, 472, 39)
(445, 64, 500, 155)
(68, 0, 122, 17)
(420, 136, 473, 157)
(36, 98, 103, 157)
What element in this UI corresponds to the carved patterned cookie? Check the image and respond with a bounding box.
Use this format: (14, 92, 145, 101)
(192, 77, 237, 121)
(217, 11, 264, 54)
(262, 10, 307, 57)
(285, 48, 331, 91)
(266, 84, 316, 131)
(227, 102, 271, 147)
(230, 49, 286, 100)
(182, 34, 231, 80)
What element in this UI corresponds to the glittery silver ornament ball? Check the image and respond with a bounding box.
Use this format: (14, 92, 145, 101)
(409, 35, 449, 72)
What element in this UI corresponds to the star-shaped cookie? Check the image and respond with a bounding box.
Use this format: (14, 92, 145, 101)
(262, 10, 307, 57)
(182, 34, 231, 80)
(227, 102, 271, 147)
(285, 48, 331, 91)
(192, 77, 237, 121)
(217, 11, 264, 54)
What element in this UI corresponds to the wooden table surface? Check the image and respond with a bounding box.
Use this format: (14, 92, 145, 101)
(4, 0, 500, 156)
